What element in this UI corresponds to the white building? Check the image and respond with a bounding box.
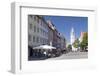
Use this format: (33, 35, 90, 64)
(70, 27, 77, 51)
(70, 27, 75, 45)
(28, 15, 49, 48)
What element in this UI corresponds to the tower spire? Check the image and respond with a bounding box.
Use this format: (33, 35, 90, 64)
(70, 27, 75, 45)
(70, 27, 76, 51)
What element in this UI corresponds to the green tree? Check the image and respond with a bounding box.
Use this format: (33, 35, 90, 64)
(73, 38, 80, 48)
(67, 44, 72, 51)
(80, 32, 88, 51)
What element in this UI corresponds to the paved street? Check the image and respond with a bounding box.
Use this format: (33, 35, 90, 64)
(48, 52, 88, 60)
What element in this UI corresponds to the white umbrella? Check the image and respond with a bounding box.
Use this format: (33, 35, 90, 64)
(33, 45, 56, 50)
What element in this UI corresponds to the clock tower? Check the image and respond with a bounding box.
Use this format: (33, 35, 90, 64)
(70, 27, 76, 51)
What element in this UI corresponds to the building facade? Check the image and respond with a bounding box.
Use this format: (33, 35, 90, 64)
(28, 15, 66, 50)
(79, 32, 86, 42)
(28, 15, 49, 48)
(60, 34, 66, 49)
(47, 20, 66, 50)
(46, 20, 55, 46)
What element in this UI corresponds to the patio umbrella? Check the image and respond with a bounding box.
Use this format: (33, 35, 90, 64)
(33, 45, 56, 50)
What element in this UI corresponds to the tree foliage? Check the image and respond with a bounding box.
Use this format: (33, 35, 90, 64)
(73, 38, 80, 48)
(67, 44, 72, 51)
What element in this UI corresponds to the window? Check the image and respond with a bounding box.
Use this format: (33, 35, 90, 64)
(28, 34, 31, 41)
(34, 26, 36, 32)
(37, 27, 39, 33)
(40, 38, 41, 43)
(42, 38, 43, 44)
(38, 37, 40, 43)
(36, 37, 39, 43)
(29, 23, 32, 29)
(40, 38, 42, 43)
(40, 28, 42, 34)
(43, 39, 45, 44)
(42, 38, 44, 44)
(46, 39, 48, 44)
(33, 36, 35, 42)
(37, 17, 39, 23)
(39, 19, 41, 25)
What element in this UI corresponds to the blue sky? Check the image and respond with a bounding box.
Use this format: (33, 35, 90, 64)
(43, 15, 88, 43)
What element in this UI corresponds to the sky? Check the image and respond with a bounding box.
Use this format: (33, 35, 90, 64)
(43, 15, 88, 43)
